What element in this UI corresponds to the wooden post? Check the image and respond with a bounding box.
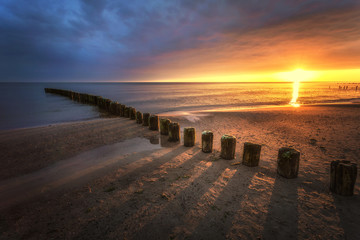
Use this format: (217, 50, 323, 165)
(184, 127, 196, 147)
(83, 94, 89, 103)
(105, 99, 112, 112)
(130, 107, 136, 120)
(88, 95, 95, 105)
(160, 118, 171, 135)
(149, 115, 159, 131)
(101, 98, 107, 109)
(110, 101, 118, 115)
(242, 142, 261, 167)
(100, 98, 106, 109)
(71, 92, 76, 101)
(124, 107, 130, 118)
(221, 135, 236, 160)
(330, 160, 357, 196)
(75, 92, 80, 102)
(97, 97, 104, 109)
(136, 111, 143, 124)
(143, 113, 150, 126)
(95, 96, 101, 106)
(116, 103, 121, 116)
(277, 147, 300, 179)
(168, 122, 180, 142)
(93, 95, 98, 105)
(201, 131, 213, 153)
(120, 104, 125, 117)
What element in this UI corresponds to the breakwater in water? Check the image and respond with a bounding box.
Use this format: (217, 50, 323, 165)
(44, 88, 358, 196)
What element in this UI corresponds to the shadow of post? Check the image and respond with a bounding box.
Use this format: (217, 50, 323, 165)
(189, 167, 258, 240)
(127, 153, 232, 239)
(71, 146, 200, 239)
(331, 192, 360, 240)
(262, 175, 299, 240)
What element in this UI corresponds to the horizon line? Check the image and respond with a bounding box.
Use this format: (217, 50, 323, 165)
(1, 81, 360, 84)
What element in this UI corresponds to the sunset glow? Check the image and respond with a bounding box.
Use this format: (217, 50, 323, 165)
(1, 1, 359, 82)
(276, 69, 316, 107)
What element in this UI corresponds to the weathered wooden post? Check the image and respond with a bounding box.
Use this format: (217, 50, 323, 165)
(97, 97, 103, 108)
(143, 113, 150, 126)
(71, 91, 75, 101)
(136, 111, 143, 124)
(100, 98, 105, 109)
(168, 122, 180, 142)
(110, 102, 118, 115)
(88, 95, 95, 105)
(82, 93, 88, 103)
(149, 115, 159, 131)
(120, 104, 125, 117)
(105, 99, 112, 112)
(95, 96, 101, 106)
(80, 93, 86, 103)
(116, 103, 121, 116)
(330, 160, 357, 196)
(184, 127, 196, 147)
(130, 107, 136, 120)
(221, 135, 236, 160)
(75, 92, 81, 102)
(242, 142, 262, 167)
(201, 131, 213, 153)
(87, 94, 92, 104)
(277, 147, 300, 179)
(124, 107, 130, 118)
(93, 95, 99, 105)
(160, 118, 171, 135)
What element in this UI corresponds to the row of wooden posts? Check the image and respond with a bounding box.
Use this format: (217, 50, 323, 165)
(44, 88, 358, 196)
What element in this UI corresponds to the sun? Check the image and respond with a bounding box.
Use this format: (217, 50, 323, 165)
(276, 69, 316, 107)
(277, 68, 316, 82)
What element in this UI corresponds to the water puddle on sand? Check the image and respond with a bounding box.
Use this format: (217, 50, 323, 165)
(0, 137, 163, 210)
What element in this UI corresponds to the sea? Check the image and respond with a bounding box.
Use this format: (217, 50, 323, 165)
(0, 82, 359, 130)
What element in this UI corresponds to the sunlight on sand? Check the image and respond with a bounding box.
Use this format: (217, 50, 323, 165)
(170, 168, 237, 236)
(227, 172, 275, 239)
(118, 155, 213, 239)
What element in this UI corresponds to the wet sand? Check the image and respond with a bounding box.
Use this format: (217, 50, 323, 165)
(0, 105, 359, 239)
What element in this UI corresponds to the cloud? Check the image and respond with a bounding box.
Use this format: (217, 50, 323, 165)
(0, 0, 359, 81)
(135, 5, 360, 80)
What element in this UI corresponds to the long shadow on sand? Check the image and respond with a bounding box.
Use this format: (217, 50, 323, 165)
(331, 192, 360, 239)
(262, 175, 299, 240)
(181, 166, 258, 239)
(72, 146, 203, 239)
(128, 153, 234, 240)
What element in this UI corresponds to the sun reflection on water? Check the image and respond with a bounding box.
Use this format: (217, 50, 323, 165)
(290, 78, 300, 107)
(277, 69, 316, 107)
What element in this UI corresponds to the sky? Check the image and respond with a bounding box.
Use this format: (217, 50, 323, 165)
(1, 0, 360, 82)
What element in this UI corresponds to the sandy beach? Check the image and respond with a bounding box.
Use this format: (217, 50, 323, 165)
(0, 104, 359, 240)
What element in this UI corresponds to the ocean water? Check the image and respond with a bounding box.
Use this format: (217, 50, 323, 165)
(0, 82, 359, 130)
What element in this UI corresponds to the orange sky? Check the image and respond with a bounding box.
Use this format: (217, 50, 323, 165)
(133, 7, 360, 82)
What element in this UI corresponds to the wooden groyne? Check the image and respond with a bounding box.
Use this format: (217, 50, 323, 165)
(45, 88, 358, 196)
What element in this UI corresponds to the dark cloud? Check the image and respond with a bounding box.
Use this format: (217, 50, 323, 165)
(0, 0, 359, 81)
